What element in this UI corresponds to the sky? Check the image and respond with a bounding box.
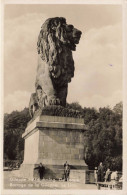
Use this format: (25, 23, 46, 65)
(4, 4, 122, 113)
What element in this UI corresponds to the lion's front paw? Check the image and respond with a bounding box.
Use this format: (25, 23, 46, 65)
(49, 98, 61, 105)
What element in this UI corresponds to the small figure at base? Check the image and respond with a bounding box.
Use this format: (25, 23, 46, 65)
(104, 168, 111, 182)
(97, 162, 105, 182)
(94, 167, 98, 183)
(111, 170, 118, 182)
(64, 161, 70, 181)
(34, 163, 45, 180)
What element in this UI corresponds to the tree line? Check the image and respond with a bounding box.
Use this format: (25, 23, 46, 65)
(4, 102, 122, 171)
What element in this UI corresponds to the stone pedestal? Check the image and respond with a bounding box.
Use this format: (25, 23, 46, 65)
(20, 115, 88, 182)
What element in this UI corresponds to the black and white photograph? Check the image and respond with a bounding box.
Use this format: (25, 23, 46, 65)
(1, 0, 127, 194)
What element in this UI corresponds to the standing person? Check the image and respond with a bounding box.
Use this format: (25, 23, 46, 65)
(105, 168, 111, 182)
(94, 167, 98, 183)
(34, 163, 45, 180)
(64, 161, 70, 181)
(97, 162, 105, 182)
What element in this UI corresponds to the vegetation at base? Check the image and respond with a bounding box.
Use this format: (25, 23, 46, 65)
(4, 102, 122, 171)
(42, 105, 82, 118)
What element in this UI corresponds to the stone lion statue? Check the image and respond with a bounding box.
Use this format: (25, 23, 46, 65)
(29, 17, 82, 118)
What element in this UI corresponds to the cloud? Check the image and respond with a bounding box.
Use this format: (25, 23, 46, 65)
(79, 90, 122, 109)
(4, 13, 122, 113)
(67, 23, 122, 108)
(4, 13, 48, 96)
(4, 90, 31, 113)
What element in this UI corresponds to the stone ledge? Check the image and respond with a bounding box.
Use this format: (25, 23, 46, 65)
(23, 115, 87, 139)
(40, 115, 84, 123)
(22, 122, 86, 139)
(37, 121, 86, 130)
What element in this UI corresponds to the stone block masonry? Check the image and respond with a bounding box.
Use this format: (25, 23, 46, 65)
(20, 115, 88, 182)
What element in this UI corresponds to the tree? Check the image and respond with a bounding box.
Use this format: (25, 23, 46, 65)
(4, 108, 30, 160)
(66, 102, 83, 112)
(113, 101, 122, 115)
(83, 107, 98, 124)
(84, 104, 122, 171)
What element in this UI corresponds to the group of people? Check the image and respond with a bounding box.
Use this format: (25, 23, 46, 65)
(35, 161, 70, 181)
(32, 161, 122, 184)
(94, 162, 119, 183)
